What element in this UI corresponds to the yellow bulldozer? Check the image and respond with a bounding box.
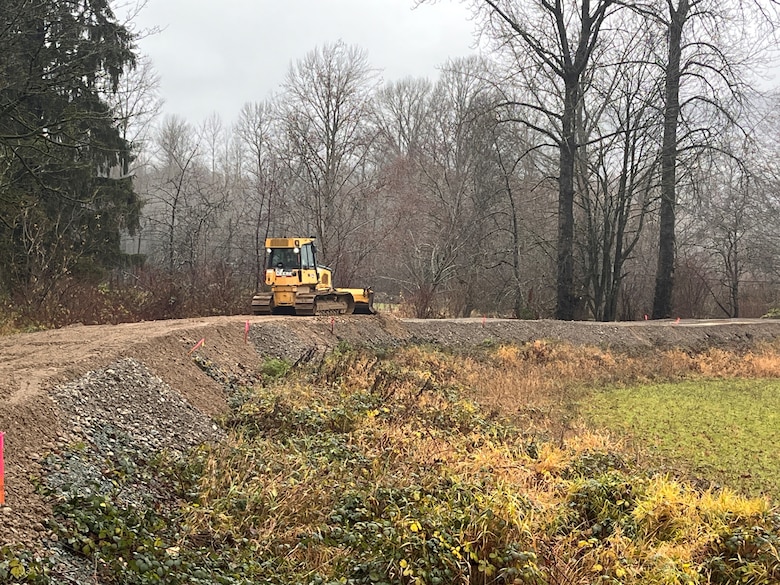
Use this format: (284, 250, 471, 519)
(251, 237, 375, 316)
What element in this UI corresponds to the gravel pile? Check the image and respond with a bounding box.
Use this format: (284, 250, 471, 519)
(36, 358, 225, 584)
(51, 357, 223, 460)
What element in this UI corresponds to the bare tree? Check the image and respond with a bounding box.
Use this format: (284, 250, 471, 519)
(145, 116, 200, 272)
(279, 41, 379, 280)
(388, 58, 500, 317)
(634, 0, 779, 317)
(443, 0, 621, 319)
(683, 135, 765, 317)
(373, 77, 434, 301)
(105, 55, 164, 175)
(374, 77, 433, 158)
(488, 119, 555, 318)
(235, 101, 285, 288)
(751, 93, 780, 292)
(575, 14, 661, 320)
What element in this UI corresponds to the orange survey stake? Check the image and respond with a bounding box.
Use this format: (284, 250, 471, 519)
(0, 431, 5, 506)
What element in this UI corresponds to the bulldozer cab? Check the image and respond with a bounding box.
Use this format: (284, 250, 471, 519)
(267, 247, 300, 271)
(266, 241, 317, 270)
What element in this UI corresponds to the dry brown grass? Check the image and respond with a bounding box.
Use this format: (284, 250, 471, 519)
(439, 340, 780, 440)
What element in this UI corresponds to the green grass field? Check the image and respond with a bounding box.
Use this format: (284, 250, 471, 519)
(583, 379, 780, 498)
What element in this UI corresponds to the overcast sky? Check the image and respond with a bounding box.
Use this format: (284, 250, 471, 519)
(126, 0, 479, 126)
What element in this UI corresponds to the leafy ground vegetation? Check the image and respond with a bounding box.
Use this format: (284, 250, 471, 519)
(2, 342, 780, 584)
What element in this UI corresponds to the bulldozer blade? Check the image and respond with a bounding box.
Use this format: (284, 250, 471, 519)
(353, 300, 376, 314)
(353, 289, 376, 314)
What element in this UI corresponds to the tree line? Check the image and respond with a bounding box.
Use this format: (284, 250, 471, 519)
(2, 0, 780, 327)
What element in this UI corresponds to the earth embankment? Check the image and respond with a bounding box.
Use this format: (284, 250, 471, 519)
(2, 314, 780, 547)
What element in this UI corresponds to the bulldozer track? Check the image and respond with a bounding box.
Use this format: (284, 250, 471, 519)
(252, 291, 356, 316)
(314, 308, 349, 316)
(297, 292, 354, 316)
(251, 294, 273, 316)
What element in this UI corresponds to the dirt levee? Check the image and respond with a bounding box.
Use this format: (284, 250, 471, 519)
(2, 314, 780, 546)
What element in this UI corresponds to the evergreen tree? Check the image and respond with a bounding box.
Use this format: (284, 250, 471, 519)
(0, 0, 140, 304)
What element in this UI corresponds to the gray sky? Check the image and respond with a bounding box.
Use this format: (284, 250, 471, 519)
(127, 0, 479, 126)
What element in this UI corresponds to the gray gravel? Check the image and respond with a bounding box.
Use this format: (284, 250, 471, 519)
(51, 357, 223, 458)
(38, 358, 225, 584)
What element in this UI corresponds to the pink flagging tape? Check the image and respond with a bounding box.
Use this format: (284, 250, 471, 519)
(188, 338, 205, 355)
(244, 321, 250, 344)
(0, 431, 5, 506)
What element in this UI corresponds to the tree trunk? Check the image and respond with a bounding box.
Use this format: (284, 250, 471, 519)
(653, 0, 688, 319)
(556, 78, 579, 320)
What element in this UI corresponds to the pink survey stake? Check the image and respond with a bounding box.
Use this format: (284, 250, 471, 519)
(0, 431, 5, 505)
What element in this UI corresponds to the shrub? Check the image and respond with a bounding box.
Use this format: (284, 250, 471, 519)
(703, 517, 780, 584)
(761, 308, 780, 319)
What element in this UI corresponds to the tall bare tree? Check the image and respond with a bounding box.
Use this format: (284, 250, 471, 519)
(575, 14, 662, 320)
(682, 134, 765, 317)
(105, 55, 163, 174)
(488, 117, 555, 318)
(379, 59, 501, 317)
(235, 101, 285, 288)
(448, 0, 620, 319)
(374, 77, 432, 159)
(279, 41, 379, 280)
(145, 116, 200, 272)
(636, 0, 778, 317)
